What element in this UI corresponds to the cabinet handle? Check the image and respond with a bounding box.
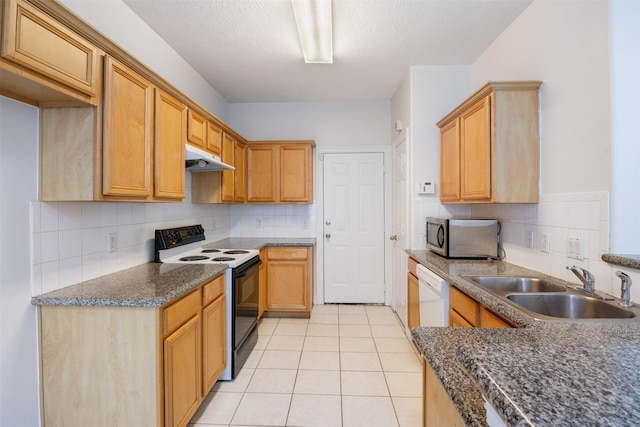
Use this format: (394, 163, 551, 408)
(325, 233, 331, 239)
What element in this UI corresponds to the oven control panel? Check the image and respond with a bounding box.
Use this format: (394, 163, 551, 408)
(155, 224, 205, 249)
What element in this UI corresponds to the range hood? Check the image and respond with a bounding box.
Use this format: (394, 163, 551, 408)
(185, 144, 234, 172)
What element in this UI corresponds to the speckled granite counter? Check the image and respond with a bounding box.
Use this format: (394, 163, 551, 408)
(31, 263, 226, 307)
(408, 250, 640, 427)
(602, 253, 640, 270)
(204, 237, 316, 250)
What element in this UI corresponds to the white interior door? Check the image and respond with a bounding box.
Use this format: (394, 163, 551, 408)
(323, 152, 385, 303)
(391, 133, 410, 327)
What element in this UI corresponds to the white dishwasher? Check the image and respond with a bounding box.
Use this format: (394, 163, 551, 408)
(416, 264, 450, 327)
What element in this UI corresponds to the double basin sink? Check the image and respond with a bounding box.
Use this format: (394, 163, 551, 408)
(464, 276, 636, 321)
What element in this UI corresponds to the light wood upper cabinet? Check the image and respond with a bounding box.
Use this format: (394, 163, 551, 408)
(155, 89, 186, 199)
(1, 0, 98, 97)
(437, 81, 541, 204)
(234, 140, 246, 202)
(439, 119, 460, 202)
(186, 109, 207, 149)
(207, 121, 222, 156)
(280, 144, 313, 202)
(103, 56, 154, 197)
(221, 132, 236, 202)
(247, 144, 277, 202)
(246, 140, 315, 204)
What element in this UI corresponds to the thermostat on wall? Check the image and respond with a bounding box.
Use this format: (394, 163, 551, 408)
(418, 181, 435, 195)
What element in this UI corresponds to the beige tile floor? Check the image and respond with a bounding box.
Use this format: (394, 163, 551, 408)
(188, 304, 422, 427)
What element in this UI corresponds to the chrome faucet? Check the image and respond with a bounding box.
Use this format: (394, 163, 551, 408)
(566, 265, 595, 294)
(615, 271, 633, 308)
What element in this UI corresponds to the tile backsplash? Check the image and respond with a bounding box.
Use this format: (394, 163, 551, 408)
(30, 181, 316, 296)
(411, 191, 636, 300)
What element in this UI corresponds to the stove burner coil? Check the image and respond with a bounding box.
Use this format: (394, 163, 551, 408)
(212, 257, 235, 262)
(179, 255, 210, 261)
(224, 250, 250, 255)
(201, 249, 221, 253)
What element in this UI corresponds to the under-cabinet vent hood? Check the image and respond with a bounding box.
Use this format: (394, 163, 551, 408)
(185, 144, 234, 172)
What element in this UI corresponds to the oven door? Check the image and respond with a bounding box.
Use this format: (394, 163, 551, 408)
(233, 256, 260, 345)
(426, 218, 448, 257)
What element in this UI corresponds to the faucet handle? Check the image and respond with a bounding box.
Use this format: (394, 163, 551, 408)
(615, 271, 633, 308)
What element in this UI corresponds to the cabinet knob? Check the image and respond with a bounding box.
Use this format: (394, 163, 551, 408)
(390, 235, 397, 241)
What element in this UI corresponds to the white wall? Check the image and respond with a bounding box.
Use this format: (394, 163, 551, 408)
(0, 97, 40, 427)
(609, 0, 640, 253)
(229, 101, 390, 145)
(59, 0, 229, 121)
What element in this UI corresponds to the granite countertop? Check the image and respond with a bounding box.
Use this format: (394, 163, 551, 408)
(31, 262, 227, 307)
(602, 253, 640, 270)
(204, 237, 316, 250)
(407, 250, 640, 427)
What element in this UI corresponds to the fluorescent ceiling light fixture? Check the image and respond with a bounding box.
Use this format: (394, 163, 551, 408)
(292, 0, 333, 63)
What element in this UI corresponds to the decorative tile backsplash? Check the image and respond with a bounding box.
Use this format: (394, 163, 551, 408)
(228, 204, 316, 238)
(411, 191, 636, 300)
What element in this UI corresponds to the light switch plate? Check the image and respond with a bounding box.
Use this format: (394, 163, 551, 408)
(540, 233, 550, 253)
(525, 230, 534, 249)
(567, 237, 585, 260)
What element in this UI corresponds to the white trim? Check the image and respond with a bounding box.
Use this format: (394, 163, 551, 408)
(314, 146, 393, 306)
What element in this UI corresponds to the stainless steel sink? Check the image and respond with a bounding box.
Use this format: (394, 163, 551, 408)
(466, 276, 566, 294)
(506, 293, 636, 319)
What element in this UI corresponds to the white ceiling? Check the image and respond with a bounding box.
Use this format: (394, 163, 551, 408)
(122, 0, 533, 103)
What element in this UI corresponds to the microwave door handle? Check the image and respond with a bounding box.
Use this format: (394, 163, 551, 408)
(437, 225, 445, 248)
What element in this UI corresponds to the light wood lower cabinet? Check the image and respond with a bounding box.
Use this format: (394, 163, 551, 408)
(264, 246, 313, 317)
(38, 274, 226, 427)
(407, 257, 420, 330)
(423, 359, 465, 426)
(258, 248, 267, 318)
(164, 313, 201, 427)
(449, 285, 512, 328)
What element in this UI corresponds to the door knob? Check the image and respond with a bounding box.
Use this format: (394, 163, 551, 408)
(390, 235, 397, 241)
(325, 233, 331, 238)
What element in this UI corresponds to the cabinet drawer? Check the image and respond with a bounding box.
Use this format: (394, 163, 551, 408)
(408, 257, 418, 277)
(164, 289, 200, 336)
(449, 286, 478, 326)
(203, 274, 225, 306)
(479, 306, 512, 328)
(267, 247, 308, 261)
(449, 308, 473, 328)
(2, 0, 98, 96)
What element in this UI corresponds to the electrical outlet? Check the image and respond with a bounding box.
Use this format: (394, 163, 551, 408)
(525, 230, 534, 249)
(108, 232, 117, 253)
(541, 233, 550, 253)
(256, 218, 263, 229)
(302, 218, 309, 229)
(212, 219, 216, 229)
(567, 237, 585, 260)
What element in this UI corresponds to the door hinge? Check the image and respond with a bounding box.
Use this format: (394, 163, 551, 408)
(319, 153, 324, 161)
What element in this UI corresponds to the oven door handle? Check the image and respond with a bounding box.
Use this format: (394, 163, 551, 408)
(233, 256, 262, 278)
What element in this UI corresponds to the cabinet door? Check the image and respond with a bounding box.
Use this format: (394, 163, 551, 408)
(258, 249, 267, 317)
(155, 89, 186, 199)
(187, 110, 206, 149)
(449, 286, 478, 326)
(407, 272, 420, 330)
(280, 145, 313, 202)
(207, 122, 222, 156)
(1, 0, 98, 96)
(439, 119, 460, 202)
(164, 314, 201, 427)
(103, 57, 153, 197)
(267, 260, 309, 311)
(221, 132, 235, 202)
(202, 294, 226, 396)
(234, 141, 246, 202)
(448, 309, 473, 328)
(247, 145, 277, 202)
(460, 96, 491, 201)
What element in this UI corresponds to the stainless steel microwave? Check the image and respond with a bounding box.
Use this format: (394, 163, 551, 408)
(426, 217, 499, 259)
